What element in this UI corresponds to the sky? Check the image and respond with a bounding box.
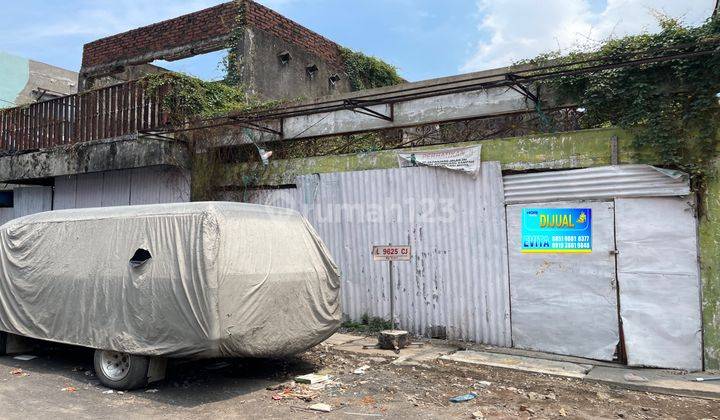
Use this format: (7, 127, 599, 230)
(0, 0, 715, 82)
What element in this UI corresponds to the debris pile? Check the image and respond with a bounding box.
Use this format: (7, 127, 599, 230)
(268, 374, 342, 404)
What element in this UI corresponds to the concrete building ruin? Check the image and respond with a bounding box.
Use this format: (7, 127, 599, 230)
(0, 0, 394, 223)
(80, 0, 353, 99)
(1, 1, 720, 373)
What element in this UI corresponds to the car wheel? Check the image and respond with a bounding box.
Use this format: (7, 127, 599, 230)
(93, 349, 149, 390)
(0, 332, 6, 356)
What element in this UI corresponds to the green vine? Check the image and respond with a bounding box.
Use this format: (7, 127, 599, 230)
(217, 0, 402, 92)
(143, 72, 281, 125)
(142, 71, 282, 201)
(221, 0, 246, 86)
(528, 17, 720, 188)
(339, 47, 404, 91)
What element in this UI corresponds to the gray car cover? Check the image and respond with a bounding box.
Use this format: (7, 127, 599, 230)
(0, 202, 341, 358)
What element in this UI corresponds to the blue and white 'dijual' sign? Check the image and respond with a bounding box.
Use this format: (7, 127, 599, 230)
(521, 208, 592, 253)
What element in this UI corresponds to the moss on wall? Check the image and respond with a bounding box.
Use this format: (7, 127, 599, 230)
(700, 159, 720, 370)
(221, 127, 649, 186)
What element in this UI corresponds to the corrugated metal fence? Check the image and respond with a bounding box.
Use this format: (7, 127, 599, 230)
(244, 163, 511, 346)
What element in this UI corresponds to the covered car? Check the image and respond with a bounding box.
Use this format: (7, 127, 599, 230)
(0, 202, 341, 388)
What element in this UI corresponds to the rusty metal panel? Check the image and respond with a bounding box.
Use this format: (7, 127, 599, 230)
(290, 163, 510, 345)
(504, 165, 690, 204)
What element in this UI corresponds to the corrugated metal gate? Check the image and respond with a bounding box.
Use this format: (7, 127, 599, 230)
(0, 186, 53, 224)
(13, 186, 52, 218)
(0, 166, 190, 226)
(504, 165, 702, 370)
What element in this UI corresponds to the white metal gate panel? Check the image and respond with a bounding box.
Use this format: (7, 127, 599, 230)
(101, 170, 132, 207)
(54, 167, 190, 210)
(615, 197, 702, 371)
(295, 163, 511, 345)
(504, 165, 690, 204)
(507, 201, 620, 360)
(13, 186, 52, 218)
(54, 176, 77, 210)
(75, 172, 104, 208)
(0, 209, 12, 226)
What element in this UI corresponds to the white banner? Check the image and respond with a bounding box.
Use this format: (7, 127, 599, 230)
(397, 145, 482, 175)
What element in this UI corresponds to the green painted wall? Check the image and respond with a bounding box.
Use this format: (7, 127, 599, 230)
(700, 160, 720, 370)
(222, 127, 651, 186)
(0, 51, 30, 109)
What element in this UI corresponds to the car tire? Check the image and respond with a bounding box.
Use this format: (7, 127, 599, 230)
(93, 349, 149, 390)
(0, 332, 6, 356)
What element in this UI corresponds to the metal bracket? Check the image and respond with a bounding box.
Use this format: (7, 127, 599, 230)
(343, 99, 394, 121)
(505, 74, 539, 104)
(34, 89, 49, 102)
(229, 118, 283, 136)
(138, 131, 177, 142)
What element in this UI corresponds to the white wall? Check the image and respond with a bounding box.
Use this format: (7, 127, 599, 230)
(54, 166, 190, 210)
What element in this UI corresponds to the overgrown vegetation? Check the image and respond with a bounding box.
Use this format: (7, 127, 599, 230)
(339, 47, 404, 91)
(341, 313, 393, 333)
(528, 17, 720, 188)
(221, 0, 246, 86)
(143, 72, 281, 125)
(141, 71, 281, 201)
(218, 0, 402, 92)
(147, 14, 720, 202)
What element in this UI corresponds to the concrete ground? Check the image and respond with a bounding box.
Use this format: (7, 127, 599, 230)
(0, 334, 718, 419)
(333, 333, 720, 399)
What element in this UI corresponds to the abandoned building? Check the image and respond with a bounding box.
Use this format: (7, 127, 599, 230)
(79, 0, 356, 99)
(1, 1, 719, 375)
(0, 0, 397, 224)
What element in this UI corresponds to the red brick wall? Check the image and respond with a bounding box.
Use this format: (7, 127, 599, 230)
(244, 1, 343, 67)
(81, 0, 343, 71)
